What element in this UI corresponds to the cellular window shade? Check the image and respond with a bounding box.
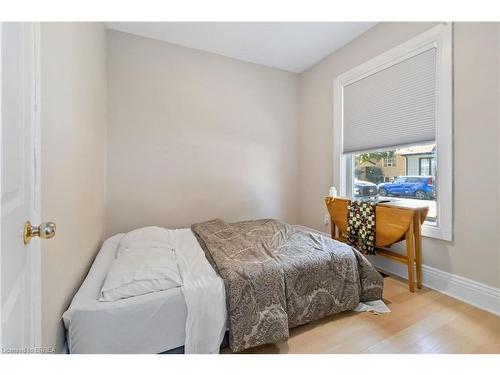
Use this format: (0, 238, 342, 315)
(343, 48, 437, 154)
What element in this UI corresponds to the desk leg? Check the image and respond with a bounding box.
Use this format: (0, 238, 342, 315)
(414, 212, 423, 289)
(405, 220, 416, 292)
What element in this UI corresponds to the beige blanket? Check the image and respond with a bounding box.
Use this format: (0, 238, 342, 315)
(191, 219, 383, 352)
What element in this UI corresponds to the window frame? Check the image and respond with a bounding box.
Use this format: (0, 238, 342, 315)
(419, 157, 433, 175)
(333, 23, 453, 241)
(383, 155, 396, 167)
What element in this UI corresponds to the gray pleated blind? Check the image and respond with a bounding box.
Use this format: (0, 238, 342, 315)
(343, 48, 437, 153)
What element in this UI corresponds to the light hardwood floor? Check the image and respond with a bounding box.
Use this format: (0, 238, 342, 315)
(223, 276, 500, 354)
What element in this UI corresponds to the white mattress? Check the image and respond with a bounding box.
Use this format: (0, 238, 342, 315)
(62, 234, 188, 354)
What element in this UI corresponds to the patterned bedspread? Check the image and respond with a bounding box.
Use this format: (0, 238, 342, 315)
(191, 219, 383, 352)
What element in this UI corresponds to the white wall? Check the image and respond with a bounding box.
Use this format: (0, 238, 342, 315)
(106, 30, 300, 235)
(40, 22, 107, 351)
(298, 22, 500, 289)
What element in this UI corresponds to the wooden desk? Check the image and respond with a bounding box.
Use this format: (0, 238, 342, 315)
(325, 197, 429, 292)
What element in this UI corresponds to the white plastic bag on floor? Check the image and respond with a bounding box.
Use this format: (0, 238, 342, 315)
(353, 300, 391, 314)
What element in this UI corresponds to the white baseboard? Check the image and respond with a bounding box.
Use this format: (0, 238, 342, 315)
(369, 256, 500, 316)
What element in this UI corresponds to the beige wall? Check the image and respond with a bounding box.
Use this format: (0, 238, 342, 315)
(40, 23, 107, 351)
(37, 22, 499, 350)
(298, 22, 500, 288)
(106, 30, 300, 236)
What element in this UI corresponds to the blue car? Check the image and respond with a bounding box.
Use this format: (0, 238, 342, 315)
(377, 176, 435, 200)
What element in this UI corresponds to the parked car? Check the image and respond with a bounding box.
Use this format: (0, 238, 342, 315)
(378, 176, 435, 199)
(353, 179, 378, 198)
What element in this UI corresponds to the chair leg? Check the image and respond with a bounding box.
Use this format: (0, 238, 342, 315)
(405, 221, 415, 292)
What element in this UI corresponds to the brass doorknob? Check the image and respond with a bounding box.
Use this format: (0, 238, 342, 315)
(23, 221, 56, 245)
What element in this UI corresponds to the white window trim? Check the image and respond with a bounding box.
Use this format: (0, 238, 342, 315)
(333, 23, 453, 241)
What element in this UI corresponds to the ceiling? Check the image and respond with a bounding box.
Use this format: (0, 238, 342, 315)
(105, 22, 376, 73)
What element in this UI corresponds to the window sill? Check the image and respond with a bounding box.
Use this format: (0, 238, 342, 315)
(422, 223, 452, 241)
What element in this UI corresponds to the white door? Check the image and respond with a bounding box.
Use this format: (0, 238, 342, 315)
(0, 22, 46, 353)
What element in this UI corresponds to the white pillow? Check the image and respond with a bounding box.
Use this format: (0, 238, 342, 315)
(99, 247, 182, 302)
(116, 226, 175, 258)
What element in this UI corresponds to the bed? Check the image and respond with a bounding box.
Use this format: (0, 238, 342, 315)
(62, 229, 226, 354)
(63, 220, 384, 353)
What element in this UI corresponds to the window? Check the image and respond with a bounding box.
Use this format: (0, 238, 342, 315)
(353, 144, 437, 223)
(383, 155, 396, 167)
(334, 23, 452, 240)
(419, 157, 432, 175)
